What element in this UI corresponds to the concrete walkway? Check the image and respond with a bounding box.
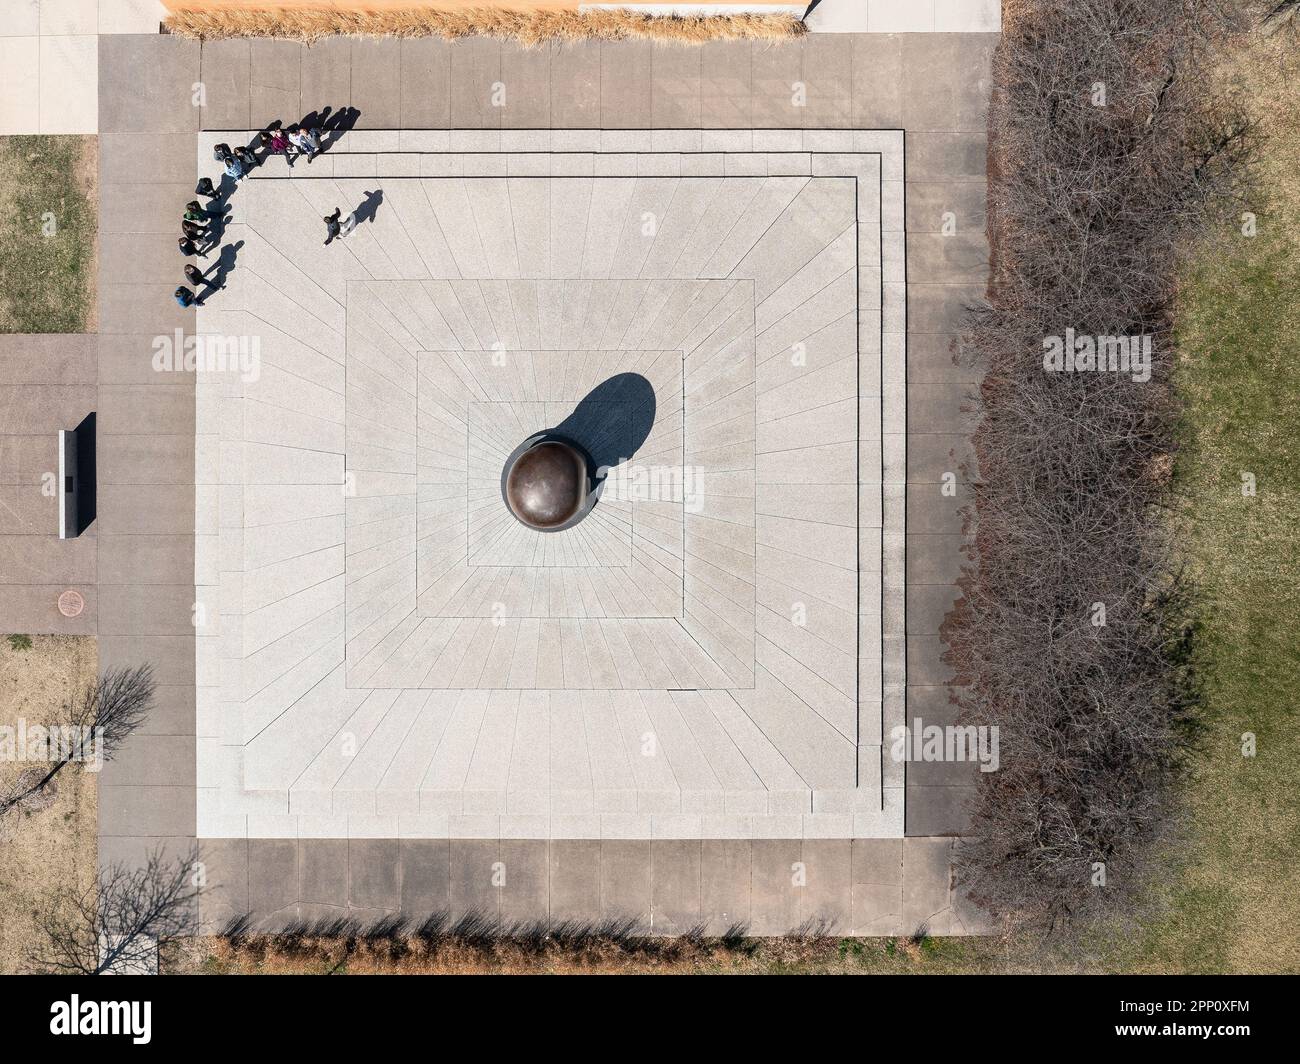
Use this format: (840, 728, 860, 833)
(0, 2, 165, 134)
(806, 0, 999, 33)
(200, 834, 984, 936)
(0, 1, 1001, 132)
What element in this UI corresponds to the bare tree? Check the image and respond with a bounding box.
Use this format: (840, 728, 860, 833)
(27, 846, 201, 974)
(0, 664, 154, 817)
(948, 0, 1250, 936)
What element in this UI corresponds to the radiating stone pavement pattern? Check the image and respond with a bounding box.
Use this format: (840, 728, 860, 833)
(194, 129, 905, 841)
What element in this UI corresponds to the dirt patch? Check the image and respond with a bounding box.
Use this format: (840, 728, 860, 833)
(0, 635, 97, 973)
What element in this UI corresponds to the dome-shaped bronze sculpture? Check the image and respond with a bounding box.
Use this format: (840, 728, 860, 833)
(501, 433, 599, 532)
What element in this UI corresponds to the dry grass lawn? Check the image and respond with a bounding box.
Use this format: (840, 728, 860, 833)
(1102, 23, 1300, 974)
(164, 7, 806, 46)
(0, 136, 98, 333)
(0, 635, 98, 973)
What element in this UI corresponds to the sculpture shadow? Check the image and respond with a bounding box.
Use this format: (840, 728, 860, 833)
(552, 372, 657, 476)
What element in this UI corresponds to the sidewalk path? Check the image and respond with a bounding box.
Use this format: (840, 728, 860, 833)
(0, 1, 165, 134)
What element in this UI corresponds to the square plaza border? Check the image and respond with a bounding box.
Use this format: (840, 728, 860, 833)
(193, 128, 906, 841)
(360, 286, 741, 691)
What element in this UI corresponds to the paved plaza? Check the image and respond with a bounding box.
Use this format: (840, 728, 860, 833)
(194, 130, 906, 841)
(0, 23, 999, 933)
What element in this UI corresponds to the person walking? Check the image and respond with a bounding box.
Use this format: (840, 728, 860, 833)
(183, 263, 207, 288)
(323, 208, 342, 246)
(195, 176, 218, 199)
(183, 200, 210, 224)
(175, 286, 197, 308)
(179, 236, 200, 257)
(234, 145, 256, 171)
(223, 153, 245, 182)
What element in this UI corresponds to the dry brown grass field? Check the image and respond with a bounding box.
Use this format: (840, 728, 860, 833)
(0, 136, 97, 334)
(0, 636, 98, 973)
(165, 7, 806, 46)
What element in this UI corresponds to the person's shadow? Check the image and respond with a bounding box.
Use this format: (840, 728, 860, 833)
(552, 373, 657, 476)
(299, 105, 361, 153)
(353, 189, 383, 226)
(199, 204, 234, 253)
(197, 239, 245, 303)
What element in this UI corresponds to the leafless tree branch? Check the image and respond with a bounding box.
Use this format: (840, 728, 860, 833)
(27, 846, 201, 975)
(0, 664, 154, 817)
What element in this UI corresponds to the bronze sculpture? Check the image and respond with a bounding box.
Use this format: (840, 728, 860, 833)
(502, 435, 597, 532)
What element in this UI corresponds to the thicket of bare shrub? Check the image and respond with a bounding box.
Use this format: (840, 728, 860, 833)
(950, 0, 1250, 935)
(171, 915, 991, 974)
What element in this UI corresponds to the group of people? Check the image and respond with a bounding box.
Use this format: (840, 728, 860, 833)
(258, 124, 322, 169)
(174, 121, 326, 307)
(174, 193, 224, 307)
(213, 124, 322, 183)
